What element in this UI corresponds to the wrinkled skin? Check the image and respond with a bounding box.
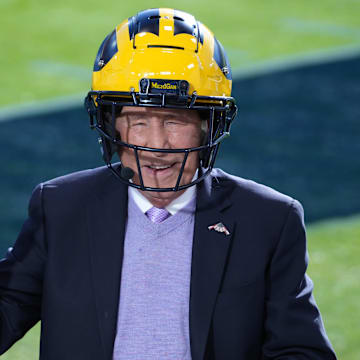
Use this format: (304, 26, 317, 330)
(115, 106, 203, 208)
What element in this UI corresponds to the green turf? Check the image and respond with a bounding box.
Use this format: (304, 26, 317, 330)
(307, 214, 360, 360)
(1, 0, 359, 106)
(0, 323, 40, 360)
(1, 215, 359, 359)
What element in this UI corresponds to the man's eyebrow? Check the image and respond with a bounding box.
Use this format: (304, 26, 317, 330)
(120, 112, 185, 120)
(119, 113, 146, 120)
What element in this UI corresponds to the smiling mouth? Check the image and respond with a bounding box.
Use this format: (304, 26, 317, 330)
(143, 162, 177, 175)
(147, 164, 173, 170)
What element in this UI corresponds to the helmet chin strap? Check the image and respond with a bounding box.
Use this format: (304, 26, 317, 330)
(106, 157, 211, 193)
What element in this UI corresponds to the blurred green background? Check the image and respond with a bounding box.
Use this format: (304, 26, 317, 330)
(1, 0, 360, 106)
(0, 0, 359, 359)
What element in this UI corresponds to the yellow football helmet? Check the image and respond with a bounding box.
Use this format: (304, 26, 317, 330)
(84, 8, 237, 191)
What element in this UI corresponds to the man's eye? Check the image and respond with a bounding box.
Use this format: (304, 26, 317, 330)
(166, 120, 181, 125)
(131, 121, 146, 127)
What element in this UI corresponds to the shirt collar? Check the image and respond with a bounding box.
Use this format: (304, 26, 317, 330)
(129, 169, 198, 215)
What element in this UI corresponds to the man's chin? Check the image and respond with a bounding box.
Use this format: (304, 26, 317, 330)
(143, 190, 183, 208)
(132, 177, 178, 191)
(133, 172, 181, 192)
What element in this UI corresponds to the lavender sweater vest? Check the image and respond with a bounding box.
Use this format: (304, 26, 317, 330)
(112, 194, 196, 359)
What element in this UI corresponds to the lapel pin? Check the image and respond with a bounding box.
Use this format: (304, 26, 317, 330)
(208, 222, 230, 236)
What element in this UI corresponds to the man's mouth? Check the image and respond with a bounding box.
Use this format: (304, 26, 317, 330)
(143, 162, 177, 175)
(148, 164, 172, 170)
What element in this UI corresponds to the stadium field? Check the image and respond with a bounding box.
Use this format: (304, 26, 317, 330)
(0, 0, 359, 359)
(1, 0, 360, 107)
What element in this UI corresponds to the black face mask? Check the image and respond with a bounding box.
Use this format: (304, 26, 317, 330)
(84, 79, 237, 192)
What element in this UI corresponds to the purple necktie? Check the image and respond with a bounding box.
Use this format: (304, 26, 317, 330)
(146, 207, 171, 223)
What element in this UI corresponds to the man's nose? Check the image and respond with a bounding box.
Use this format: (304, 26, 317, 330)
(147, 124, 170, 154)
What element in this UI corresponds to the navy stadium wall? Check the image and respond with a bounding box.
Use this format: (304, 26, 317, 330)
(0, 55, 359, 254)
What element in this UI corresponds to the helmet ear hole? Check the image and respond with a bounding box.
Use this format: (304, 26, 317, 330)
(98, 136, 113, 164)
(97, 105, 123, 163)
(84, 94, 97, 117)
(199, 149, 210, 168)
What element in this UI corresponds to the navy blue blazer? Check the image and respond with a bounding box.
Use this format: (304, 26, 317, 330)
(0, 166, 336, 359)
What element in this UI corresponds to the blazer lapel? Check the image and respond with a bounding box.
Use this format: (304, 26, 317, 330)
(190, 173, 235, 360)
(86, 172, 128, 360)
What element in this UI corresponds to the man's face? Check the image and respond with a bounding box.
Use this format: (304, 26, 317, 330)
(115, 106, 203, 207)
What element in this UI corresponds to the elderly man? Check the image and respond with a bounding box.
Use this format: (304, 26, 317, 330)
(0, 8, 336, 360)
